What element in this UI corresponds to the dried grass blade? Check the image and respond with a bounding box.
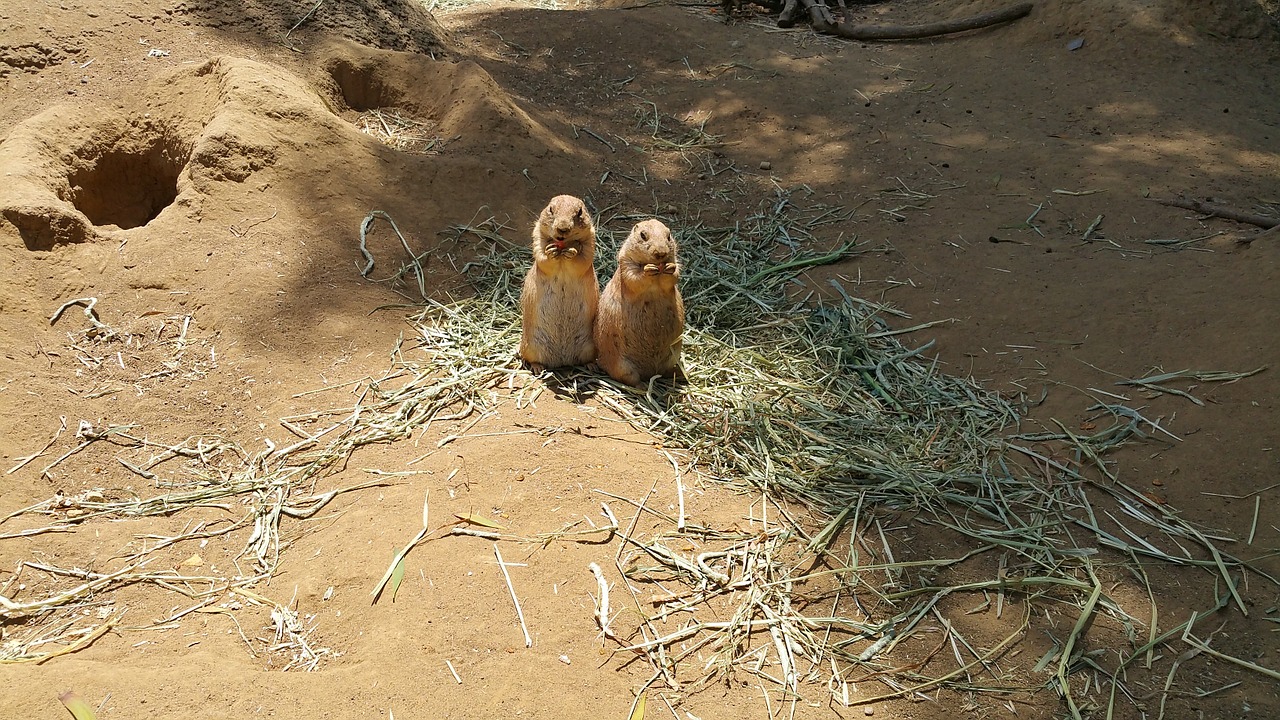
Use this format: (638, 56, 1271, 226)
(371, 491, 432, 602)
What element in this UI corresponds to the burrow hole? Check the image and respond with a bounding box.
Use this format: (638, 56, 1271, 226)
(326, 59, 444, 155)
(327, 58, 402, 112)
(66, 125, 189, 230)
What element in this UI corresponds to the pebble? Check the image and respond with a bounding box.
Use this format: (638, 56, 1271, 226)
(759, 161, 771, 171)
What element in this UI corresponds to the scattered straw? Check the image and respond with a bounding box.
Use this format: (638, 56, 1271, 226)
(634, 101, 725, 156)
(355, 109, 447, 155)
(5, 186, 1275, 706)
(394, 189, 1277, 709)
(1116, 366, 1268, 406)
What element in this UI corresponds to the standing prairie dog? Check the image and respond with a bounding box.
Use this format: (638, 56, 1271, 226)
(519, 195, 600, 372)
(595, 218, 685, 387)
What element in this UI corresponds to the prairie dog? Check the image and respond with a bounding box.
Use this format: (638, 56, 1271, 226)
(519, 195, 600, 371)
(594, 218, 685, 387)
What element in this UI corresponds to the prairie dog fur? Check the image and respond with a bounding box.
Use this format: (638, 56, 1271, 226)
(519, 195, 600, 371)
(594, 218, 685, 387)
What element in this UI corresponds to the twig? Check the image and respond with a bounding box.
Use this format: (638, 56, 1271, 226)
(49, 297, 110, 331)
(588, 562, 617, 640)
(1239, 223, 1280, 244)
(495, 544, 532, 648)
(358, 210, 429, 299)
(6, 416, 67, 474)
(1182, 611, 1280, 681)
(1, 560, 150, 618)
(1082, 214, 1103, 242)
(579, 126, 616, 153)
(284, 0, 324, 40)
(662, 450, 687, 531)
(23, 615, 121, 665)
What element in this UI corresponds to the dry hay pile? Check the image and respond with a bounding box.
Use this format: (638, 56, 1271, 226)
(360, 190, 1276, 713)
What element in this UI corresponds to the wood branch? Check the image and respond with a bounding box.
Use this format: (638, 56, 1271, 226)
(1152, 197, 1279, 229)
(778, 0, 801, 28)
(1238, 224, 1280, 244)
(798, 0, 836, 28)
(793, 2, 1034, 40)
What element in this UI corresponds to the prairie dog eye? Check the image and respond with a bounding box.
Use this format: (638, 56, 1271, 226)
(639, 230, 648, 241)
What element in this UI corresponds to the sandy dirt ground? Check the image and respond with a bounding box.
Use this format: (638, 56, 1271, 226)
(1, 0, 1279, 718)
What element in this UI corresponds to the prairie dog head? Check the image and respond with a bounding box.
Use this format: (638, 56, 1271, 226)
(618, 219, 679, 284)
(533, 195, 595, 263)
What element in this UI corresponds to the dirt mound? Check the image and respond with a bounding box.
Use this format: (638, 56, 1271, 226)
(315, 37, 573, 152)
(0, 21, 85, 79)
(0, 36, 587, 394)
(171, 0, 453, 56)
(1168, 0, 1279, 37)
(0, 57, 315, 249)
(0, 39, 576, 250)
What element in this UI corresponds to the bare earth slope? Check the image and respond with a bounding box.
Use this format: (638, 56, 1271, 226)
(1, 1, 1278, 719)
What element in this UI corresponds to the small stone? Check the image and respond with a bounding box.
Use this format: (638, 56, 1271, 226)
(729, 40, 743, 49)
(864, 708, 874, 716)
(759, 161, 772, 171)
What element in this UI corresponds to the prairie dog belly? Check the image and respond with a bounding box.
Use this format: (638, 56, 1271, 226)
(528, 272, 598, 367)
(519, 194, 600, 370)
(595, 218, 685, 386)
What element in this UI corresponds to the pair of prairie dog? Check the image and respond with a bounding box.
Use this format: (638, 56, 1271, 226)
(519, 195, 685, 387)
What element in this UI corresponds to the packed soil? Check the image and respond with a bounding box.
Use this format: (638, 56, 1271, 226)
(1, 0, 1278, 718)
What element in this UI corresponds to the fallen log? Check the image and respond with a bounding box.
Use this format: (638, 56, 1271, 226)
(792, 1, 1034, 40)
(1151, 196, 1279, 229)
(1240, 224, 1280, 243)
